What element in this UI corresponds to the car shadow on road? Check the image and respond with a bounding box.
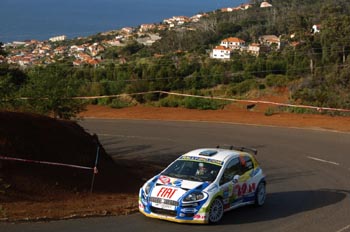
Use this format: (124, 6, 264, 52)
(220, 189, 348, 225)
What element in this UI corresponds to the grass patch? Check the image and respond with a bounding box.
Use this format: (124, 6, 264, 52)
(158, 95, 227, 110)
(264, 107, 277, 116)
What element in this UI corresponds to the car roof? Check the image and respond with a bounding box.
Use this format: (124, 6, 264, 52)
(182, 148, 248, 163)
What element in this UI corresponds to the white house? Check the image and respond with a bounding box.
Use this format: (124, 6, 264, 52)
(88, 43, 105, 57)
(220, 37, 245, 50)
(221, 7, 240, 12)
(139, 24, 156, 32)
(190, 14, 206, 22)
(49, 35, 67, 42)
(311, 24, 321, 34)
(70, 45, 85, 53)
(211, 46, 231, 59)
(164, 16, 189, 27)
(260, 1, 273, 8)
(240, 4, 253, 10)
(121, 27, 134, 34)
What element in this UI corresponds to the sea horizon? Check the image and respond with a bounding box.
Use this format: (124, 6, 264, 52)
(1, 0, 246, 43)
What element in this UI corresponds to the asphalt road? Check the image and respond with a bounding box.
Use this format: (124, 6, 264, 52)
(2, 119, 350, 232)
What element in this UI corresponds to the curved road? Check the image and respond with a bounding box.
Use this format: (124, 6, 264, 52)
(2, 119, 350, 232)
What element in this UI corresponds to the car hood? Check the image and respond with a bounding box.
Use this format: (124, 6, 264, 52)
(150, 175, 207, 201)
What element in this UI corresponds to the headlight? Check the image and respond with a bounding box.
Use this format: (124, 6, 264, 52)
(183, 192, 206, 202)
(144, 182, 152, 196)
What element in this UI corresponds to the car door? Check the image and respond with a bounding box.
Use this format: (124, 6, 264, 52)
(237, 154, 257, 203)
(218, 157, 243, 210)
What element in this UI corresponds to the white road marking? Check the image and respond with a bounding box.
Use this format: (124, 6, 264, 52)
(336, 224, 350, 232)
(307, 156, 340, 166)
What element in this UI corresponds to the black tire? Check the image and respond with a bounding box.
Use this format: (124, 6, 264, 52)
(208, 198, 224, 224)
(254, 182, 266, 207)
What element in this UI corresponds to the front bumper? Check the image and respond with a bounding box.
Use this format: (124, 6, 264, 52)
(138, 199, 209, 224)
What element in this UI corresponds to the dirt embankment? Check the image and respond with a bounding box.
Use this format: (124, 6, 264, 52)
(0, 111, 152, 222)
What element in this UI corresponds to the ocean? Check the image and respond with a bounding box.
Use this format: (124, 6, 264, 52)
(0, 0, 246, 43)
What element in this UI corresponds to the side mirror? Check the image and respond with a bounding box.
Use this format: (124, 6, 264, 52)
(233, 175, 240, 183)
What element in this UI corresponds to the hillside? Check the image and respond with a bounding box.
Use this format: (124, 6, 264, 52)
(0, 111, 157, 221)
(1, 0, 350, 121)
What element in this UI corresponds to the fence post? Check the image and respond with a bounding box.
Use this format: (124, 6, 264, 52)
(90, 145, 100, 193)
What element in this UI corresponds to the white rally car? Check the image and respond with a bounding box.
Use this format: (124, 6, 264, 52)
(139, 146, 266, 224)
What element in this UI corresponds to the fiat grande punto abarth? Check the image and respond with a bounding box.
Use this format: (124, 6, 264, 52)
(139, 146, 266, 224)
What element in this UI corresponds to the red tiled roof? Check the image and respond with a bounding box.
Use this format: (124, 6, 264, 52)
(222, 37, 245, 43)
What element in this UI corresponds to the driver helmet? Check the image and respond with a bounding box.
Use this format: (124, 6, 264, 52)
(197, 162, 207, 175)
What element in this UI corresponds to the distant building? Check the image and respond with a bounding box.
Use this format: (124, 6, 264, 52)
(190, 14, 207, 22)
(139, 24, 157, 32)
(311, 24, 321, 34)
(240, 4, 253, 10)
(221, 4, 252, 12)
(220, 37, 245, 50)
(260, 1, 273, 8)
(259, 35, 282, 50)
(49, 35, 67, 42)
(88, 43, 105, 57)
(247, 43, 270, 56)
(163, 16, 190, 26)
(221, 7, 241, 12)
(12, 41, 26, 46)
(211, 46, 231, 60)
(106, 39, 122, 47)
(121, 27, 134, 34)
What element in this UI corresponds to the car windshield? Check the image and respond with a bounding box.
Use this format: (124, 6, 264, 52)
(162, 160, 222, 182)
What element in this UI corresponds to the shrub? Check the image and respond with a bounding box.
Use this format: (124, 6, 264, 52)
(264, 107, 276, 116)
(183, 97, 224, 110)
(97, 97, 112, 106)
(159, 96, 181, 108)
(229, 79, 258, 96)
(265, 74, 289, 87)
(109, 98, 131, 109)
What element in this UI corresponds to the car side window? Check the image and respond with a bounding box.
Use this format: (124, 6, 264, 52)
(241, 155, 254, 174)
(219, 158, 242, 185)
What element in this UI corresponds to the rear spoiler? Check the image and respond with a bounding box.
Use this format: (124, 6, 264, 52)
(216, 145, 258, 155)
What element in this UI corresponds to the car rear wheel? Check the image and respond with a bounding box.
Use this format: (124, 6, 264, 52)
(208, 198, 224, 224)
(255, 182, 266, 206)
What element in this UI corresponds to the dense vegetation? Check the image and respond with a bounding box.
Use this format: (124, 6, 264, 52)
(1, 0, 350, 118)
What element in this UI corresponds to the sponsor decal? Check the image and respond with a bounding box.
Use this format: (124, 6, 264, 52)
(159, 175, 171, 185)
(193, 214, 206, 220)
(157, 187, 178, 198)
(234, 183, 256, 197)
(222, 186, 230, 198)
(172, 179, 183, 187)
(179, 156, 223, 166)
(250, 167, 261, 177)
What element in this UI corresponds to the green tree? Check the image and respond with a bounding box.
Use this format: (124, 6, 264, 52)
(20, 65, 85, 119)
(0, 42, 6, 56)
(0, 64, 27, 109)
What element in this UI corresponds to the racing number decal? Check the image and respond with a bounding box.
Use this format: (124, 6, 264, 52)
(157, 187, 177, 198)
(234, 183, 256, 197)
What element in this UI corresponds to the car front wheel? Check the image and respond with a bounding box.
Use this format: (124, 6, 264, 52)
(255, 182, 266, 206)
(208, 198, 224, 224)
